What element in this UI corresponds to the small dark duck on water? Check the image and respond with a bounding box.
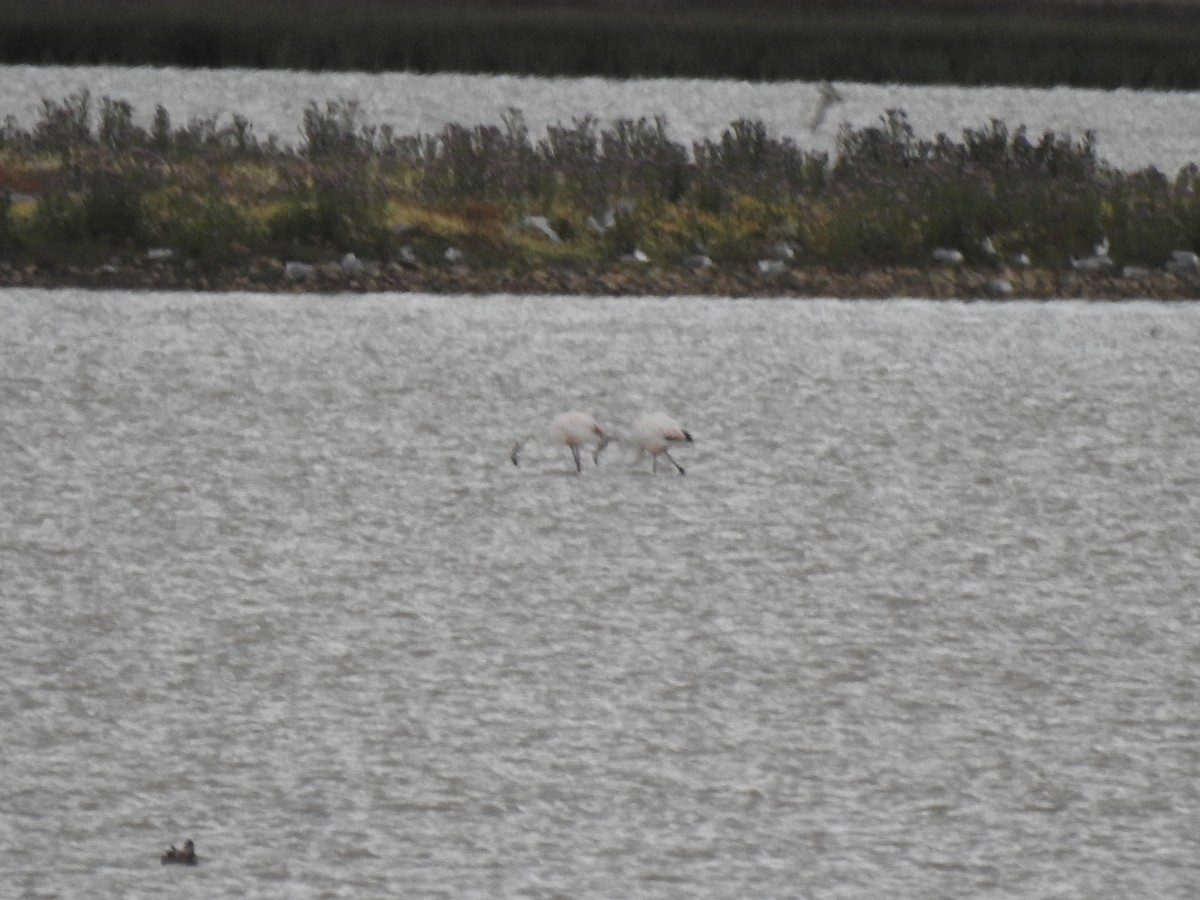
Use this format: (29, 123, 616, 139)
(161, 839, 198, 865)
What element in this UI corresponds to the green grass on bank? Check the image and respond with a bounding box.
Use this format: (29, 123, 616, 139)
(2, 92, 1199, 277)
(6, 0, 1200, 88)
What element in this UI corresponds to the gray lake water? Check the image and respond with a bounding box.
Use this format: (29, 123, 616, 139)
(2, 289, 1199, 899)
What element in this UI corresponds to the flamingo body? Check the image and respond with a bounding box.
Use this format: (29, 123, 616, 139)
(631, 412, 693, 475)
(552, 411, 610, 472)
(512, 411, 608, 473)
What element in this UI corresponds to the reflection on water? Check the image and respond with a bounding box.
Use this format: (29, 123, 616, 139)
(2, 289, 1199, 898)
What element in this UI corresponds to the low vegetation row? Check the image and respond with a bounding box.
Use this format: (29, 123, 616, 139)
(1, 92, 1198, 296)
(7, 0, 1200, 89)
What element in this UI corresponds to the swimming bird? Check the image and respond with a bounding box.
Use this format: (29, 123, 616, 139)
(630, 412, 693, 475)
(161, 839, 198, 865)
(511, 411, 609, 474)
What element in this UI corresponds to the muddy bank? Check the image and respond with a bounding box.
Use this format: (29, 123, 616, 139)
(4, 256, 1199, 300)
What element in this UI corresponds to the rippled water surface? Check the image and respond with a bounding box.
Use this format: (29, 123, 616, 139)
(2, 290, 1199, 898)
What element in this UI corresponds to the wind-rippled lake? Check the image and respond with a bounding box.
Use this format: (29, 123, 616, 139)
(2, 289, 1198, 898)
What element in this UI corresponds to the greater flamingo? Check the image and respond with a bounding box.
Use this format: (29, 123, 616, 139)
(511, 411, 610, 474)
(630, 412, 693, 475)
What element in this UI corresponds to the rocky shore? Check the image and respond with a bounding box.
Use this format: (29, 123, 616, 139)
(3, 254, 1200, 300)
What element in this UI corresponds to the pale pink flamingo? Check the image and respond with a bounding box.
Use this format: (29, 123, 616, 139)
(511, 411, 610, 474)
(629, 411, 693, 475)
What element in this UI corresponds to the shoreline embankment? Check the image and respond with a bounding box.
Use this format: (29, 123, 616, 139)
(5, 256, 1198, 300)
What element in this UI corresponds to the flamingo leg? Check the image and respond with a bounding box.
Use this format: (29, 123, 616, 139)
(571, 445, 582, 473)
(662, 449, 686, 475)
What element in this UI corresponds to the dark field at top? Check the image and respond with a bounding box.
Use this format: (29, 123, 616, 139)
(7, 0, 1200, 89)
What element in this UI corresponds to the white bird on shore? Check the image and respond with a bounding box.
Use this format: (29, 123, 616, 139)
(629, 412, 693, 475)
(511, 411, 610, 474)
(1166, 249, 1199, 274)
(1072, 238, 1113, 272)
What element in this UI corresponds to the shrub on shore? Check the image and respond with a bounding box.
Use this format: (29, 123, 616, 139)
(0, 92, 1197, 277)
